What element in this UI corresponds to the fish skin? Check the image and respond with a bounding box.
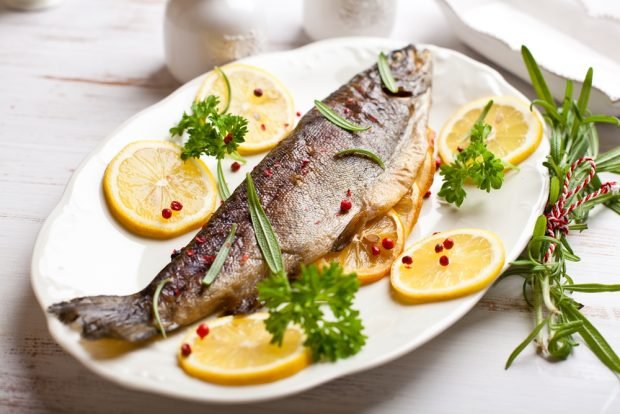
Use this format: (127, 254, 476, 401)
(48, 45, 433, 342)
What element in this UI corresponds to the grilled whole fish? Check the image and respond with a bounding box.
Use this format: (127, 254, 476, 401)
(49, 45, 433, 342)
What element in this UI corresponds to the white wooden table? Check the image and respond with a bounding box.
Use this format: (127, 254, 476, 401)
(1, 0, 619, 412)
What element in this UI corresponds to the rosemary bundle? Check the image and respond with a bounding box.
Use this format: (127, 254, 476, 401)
(503, 47, 620, 371)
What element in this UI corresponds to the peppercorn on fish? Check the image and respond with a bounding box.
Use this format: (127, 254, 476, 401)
(49, 45, 433, 342)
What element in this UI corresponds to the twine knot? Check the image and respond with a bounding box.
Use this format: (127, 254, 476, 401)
(543, 157, 616, 262)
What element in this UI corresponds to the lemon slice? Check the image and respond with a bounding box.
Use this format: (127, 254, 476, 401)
(391, 228, 505, 302)
(103, 140, 217, 239)
(317, 210, 405, 285)
(196, 64, 295, 155)
(438, 96, 543, 165)
(178, 314, 310, 385)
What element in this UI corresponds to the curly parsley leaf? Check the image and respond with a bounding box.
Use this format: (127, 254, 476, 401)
(170, 95, 248, 161)
(437, 100, 505, 207)
(257, 262, 366, 362)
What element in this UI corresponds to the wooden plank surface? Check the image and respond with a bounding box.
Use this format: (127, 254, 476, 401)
(1, 0, 618, 413)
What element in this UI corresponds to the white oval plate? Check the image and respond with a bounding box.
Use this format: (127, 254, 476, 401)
(31, 37, 549, 404)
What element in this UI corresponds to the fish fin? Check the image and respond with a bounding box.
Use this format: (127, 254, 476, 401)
(332, 210, 367, 252)
(48, 294, 157, 342)
(362, 89, 431, 219)
(226, 294, 261, 315)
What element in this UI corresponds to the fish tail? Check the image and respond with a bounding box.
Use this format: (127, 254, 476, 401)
(48, 294, 157, 342)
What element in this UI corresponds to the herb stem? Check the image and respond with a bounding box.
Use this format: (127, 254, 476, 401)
(532, 277, 545, 351)
(314, 100, 371, 132)
(377, 52, 398, 94)
(202, 223, 237, 285)
(335, 148, 385, 169)
(216, 159, 231, 200)
(226, 151, 247, 164)
(153, 278, 173, 338)
(475, 99, 494, 124)
(541, 274, 560, 314)
(246, 173, 285, 275)
(214, 66, 231, 114)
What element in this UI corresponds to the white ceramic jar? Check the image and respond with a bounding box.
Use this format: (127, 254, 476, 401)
(164, 0, 266, 83)
(303, 0, 397, 41)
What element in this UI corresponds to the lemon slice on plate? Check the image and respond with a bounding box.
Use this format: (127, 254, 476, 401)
(438, 96, 543, 165)
(103, 140, 217, 239)
(391, 228, 505, 302)
(317, 210, 405, 285)
(178, 313, 310, 385)
(196, 64, 296, 155)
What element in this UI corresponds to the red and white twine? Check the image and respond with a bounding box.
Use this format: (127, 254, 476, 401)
(543, 157, 616, 262)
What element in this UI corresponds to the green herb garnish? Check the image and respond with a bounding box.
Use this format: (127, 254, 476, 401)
(170, 94, 248, 198)
(226, 151, 247, 164)
(245, 174, 366, 361)
(214, 66, 231, 114)
(153, 277, 172, 337)
(202, 223, 237, 286)
(377, 52, 398, 93)
(258, 262, 366, 362)
(335, 148, 385, 169)
(314, 100, 371, 132)
(561, 284, 620, 293)
(246, 173, 284, 274)
(501, 46, 620, 372)
(170, 96, 248, 160)
(216, 159, 230, 200)
(437, 100, 505, 206)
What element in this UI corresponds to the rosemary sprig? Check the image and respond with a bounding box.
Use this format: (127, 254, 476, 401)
(314, 100, 371, 132)
(245, 173, 284, 274)
(562, 284, 620, 293)
(505, 316, 550, 369)
(214, 66, 231, 114)
(335, 148, 385, 169)
(153, 278, 172, 337)
(377, 52, 398, 93)
(503, 46, 620, 372)
(202, 223, 237, 286)
(216, 159, 230, 200)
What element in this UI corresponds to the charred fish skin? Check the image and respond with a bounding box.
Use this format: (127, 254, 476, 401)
(48, 45, 432, 342)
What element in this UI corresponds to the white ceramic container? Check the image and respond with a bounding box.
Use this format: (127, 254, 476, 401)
(164, 0, 266, 83)
(303, 0, 397, 40)
(4, 0, 62, 10)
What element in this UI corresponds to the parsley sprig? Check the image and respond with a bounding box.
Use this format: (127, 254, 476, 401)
(437, 100, 505, 206)
(245, 174, 366, 362)
(258, 262, 366, 361)
(170, 94, 248, 200)
(171, 96, 248, 161)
